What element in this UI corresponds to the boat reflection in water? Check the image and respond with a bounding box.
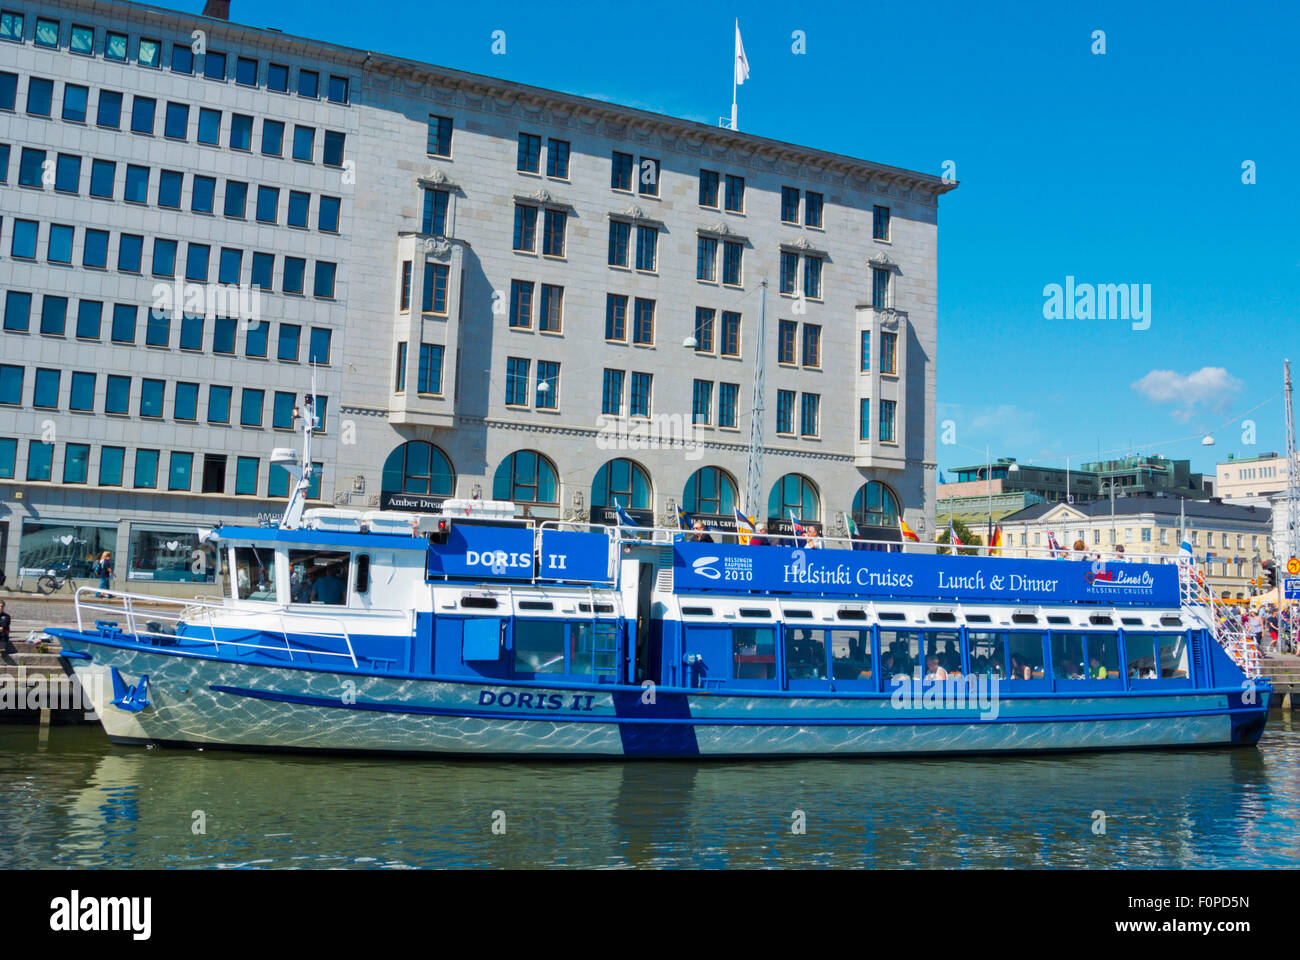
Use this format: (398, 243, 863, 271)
(2, 718, 1295, 869)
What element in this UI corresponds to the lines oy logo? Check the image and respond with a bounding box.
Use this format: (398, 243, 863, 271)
(691, 556, 722, 580)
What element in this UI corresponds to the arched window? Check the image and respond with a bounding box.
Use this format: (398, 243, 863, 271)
(767, 473, 820, 522)
(493, 450, 559, 511)
(852, 480, 901, 528)
(682, 466, 738, 516)
(591, 458, 652, 509)
(381, 441, 455, 496)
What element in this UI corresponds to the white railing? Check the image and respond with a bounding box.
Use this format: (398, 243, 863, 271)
(73, 587, 359, 668)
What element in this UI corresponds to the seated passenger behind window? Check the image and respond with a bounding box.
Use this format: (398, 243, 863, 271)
(311, 564, 346, 604)
(939, 640, 960, 671)
(294, 568, 318, 603)
(1010, 653, 1032, 680)
(1058, 658, 1082, 679)
(923, 655, 948, 682)
(1088, 656, 1108, 679)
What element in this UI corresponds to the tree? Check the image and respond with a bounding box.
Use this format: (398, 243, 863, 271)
(937, 518, 981, 556)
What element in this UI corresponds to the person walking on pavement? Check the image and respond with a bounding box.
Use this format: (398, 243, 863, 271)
(94, 551, 113, 597)
(0, 600, 12, 657)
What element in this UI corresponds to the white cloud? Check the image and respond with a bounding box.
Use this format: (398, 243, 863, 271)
(1130, 367, 1243, 421)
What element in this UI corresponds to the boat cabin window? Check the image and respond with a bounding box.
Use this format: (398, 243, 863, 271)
(354, 554, 370, 595)
(786, 628, 828, 679)
(878, 611, 906, 622)
(1159, 616, 1182, 628)
(733, 627, 776, 680)
(829, 629, 872, 681)
(928, 611, 957, 623)
(1011, 613, 1038, 624)
(514, 620, 566, 675)
(739, 608, 772, 618)
(462, 597, 499, 609)
(681, 605, 714, 616)
(1126, 634, 1159, 679)
(289, 549, 349, 605)
(518, 600, 554, 611)
(1121, 617, 1143, 626)
(1007, 634, 1045, 680)
(922, 631, 961, 678)
(1088, 615, 1113, 625)
(879, 630, 920, 680)
(837, 608, 867, 621)
(784, 609, 813, 619)
(1089, 634, 1121, 679)
(1156, 634, 1189, 678)
(966, 614, 992, 624)
(1051, 633, 1087, 679)
(1046, 615, 1070, 625)
(570, 622, 618, 676)
(233, 546, 278, 601)
(967, 632, 1006, 679)
(578, 602, 615, 614)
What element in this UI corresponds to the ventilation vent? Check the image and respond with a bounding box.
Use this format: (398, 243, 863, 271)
(784, 609, 813, 619)
(579, 602, 616, 614)
(966, 614, 992, 623)
(1011, 613, 1038, 624)
(1046, 615, 1070, 624)
(518, 600, 554, 611)
(739, 608, 771, 618)
(877, 611, 906, 621)
(837, 609, 868, 621)
(655, 565, 674, 593)
(461, 596, 498, 609)
(1160, 615, 1182, 627)
(928, 611, 958, 623)
(1121, 617, 1142, 626)
(1088, 615, 1113, 625)
(681, 605, 714, 616)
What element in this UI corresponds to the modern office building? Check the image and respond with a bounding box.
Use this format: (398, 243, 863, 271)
(941, 454, 1212, 505)
(0, 0, 955, 594)
(998, 494, 1273, 599)
(1216, 451, 1298, 500)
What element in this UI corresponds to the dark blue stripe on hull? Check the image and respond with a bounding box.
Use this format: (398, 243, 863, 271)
(611, 690, 699, 756)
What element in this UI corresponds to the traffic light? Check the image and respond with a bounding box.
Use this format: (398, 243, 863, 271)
(1262, 559, 1278, 589)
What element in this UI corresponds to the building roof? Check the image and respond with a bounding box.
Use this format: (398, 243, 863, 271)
(102, 0, 955, 199)
(1000, 493, 1271, 526)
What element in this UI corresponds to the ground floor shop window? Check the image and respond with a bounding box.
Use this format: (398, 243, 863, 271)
(18, 521, 118, 579)
(127, 527, 216, 582)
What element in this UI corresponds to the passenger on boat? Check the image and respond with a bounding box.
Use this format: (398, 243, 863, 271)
(689, 521, 715, 544)
(804, 525, 824, 549)
(750, 524, 771, 547)
(1057, 658, 1082, 680)
(1088, 656, 1109, 679)
(293, 568, 318, 603)
(938, 639, 960, 671)
(1010, 653, 1032, 681)
(924, 655, 948, 682)
(1113, 544, 1127, 562)
(1072, 539, 1087, 559)
(311, 564, 346, 604)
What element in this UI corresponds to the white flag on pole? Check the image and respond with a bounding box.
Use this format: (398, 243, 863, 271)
(734, 21, 749, 85)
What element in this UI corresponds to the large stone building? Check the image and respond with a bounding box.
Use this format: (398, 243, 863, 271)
(1216, 451, 1297, 500)
(998, 494, 1273, 599)
(941, 455, 1212, 505)
(0, 0, 954, 594)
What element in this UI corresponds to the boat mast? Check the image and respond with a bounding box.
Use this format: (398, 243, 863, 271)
(277, 380, 317, 531)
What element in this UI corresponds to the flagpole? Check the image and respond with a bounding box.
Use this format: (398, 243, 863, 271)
(730, 19, 739, 130)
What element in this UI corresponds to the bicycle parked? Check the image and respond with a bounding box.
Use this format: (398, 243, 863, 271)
(36, 562, 79, 596)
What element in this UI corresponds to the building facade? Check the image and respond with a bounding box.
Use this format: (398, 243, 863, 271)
(0, 0, 954, 594)
(1217, 451, 1298, 500)
(942, 455, 1212, 504)
(998, 494, 1273, 599)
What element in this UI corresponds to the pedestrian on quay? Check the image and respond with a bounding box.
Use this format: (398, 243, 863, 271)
(93, 551, 113, 597)
(0, 599, 12, 657)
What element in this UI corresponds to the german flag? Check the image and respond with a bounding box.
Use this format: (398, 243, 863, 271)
(898, 518, 920, 543)
(989, 524, 1003, 556)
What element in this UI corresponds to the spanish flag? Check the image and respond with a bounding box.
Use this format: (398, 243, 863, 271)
(989, 524, 1003, 556)
(898, 517, 920, 543)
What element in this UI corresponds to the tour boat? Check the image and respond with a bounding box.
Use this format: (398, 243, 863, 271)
(47, 403, 1271, 758)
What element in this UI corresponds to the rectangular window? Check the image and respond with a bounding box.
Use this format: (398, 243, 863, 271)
(699, 169, 720, 207)
(246, 321, 269, 358)
(602, 369, 624, 416)
(33, 16, 57, 46)
(152, 238, 177, 278)
(605, 294, 627, 341)
(718, 382, 739, 428)
(27, 78, 53, 116)
(261, 118, 283, 156)
(633, 298, 655, 345)
(422, 188, 448, 235)
(800, 393, 820, 438)
(720, 311, 741, 357)
(776, 390, 795, 434)
(635, 224, 657, 271)
(105, 31, 127, 60)
(139, 378, 164, 417)
(697, 236, 718, 281)
(104, 375, 130, 414)
(47, 224, 73, 263)
(192, 175, 216, 213)
(781, 186, 800, 223)
(180, 314, 204, 351)
(399, 261, 411, 311)
(873, 204, 891, 241)
(0, 364, 21, 404)
(879, 399, 897, 443)
(267, 62, 289, 92)
(207, 384, 232, 423)
(694, 308, 715, 353)
(513, 204, 537, 251)
(40, 296, 67, 335)
(422, 263, 449, 314)
(509, 280, 533, 328)
(235, 457, 258, 495)
(218, 247, 242, 285)
(543, 209, 567, 257)
(315, 263, 337, 299)
(89, 158, 115, 197)
(18, 147, 44, 186)
(203, 50, 226, 81)
(637, 157, 659, 196)
(174, 382, 198, 421)
(608, 220, 630, 267)
(164, 101, 188, 139)
(721, 241, 742, 285)
(319, 196, 341, 233)
(536, 360, 559, 409)
(630, 373, 651, 418)
(133, 449, 159, 489)
(692, 380, 712, 425)
(224, 180, 248, 218)
(805, 191, 823, 228)
(240, 388, 264, 426)
(779, 251, 799, 294)
(860, 330, 871, 371)
(11, 219, 37, 259)
(872, 267, 890, 308)
(804, 257, 823, 299)
(539, 284, 563, 332)
(322, 130, 345, 167)
(63, 444, 90, 483)
(139, 38, 161, 68)
(611, 151, 633, 191)
(724, 174, 744, 212)
(272, 391, 295, 429)
(213, 318, 236, 356)
(97, 89, 121, 127)
(505, 357, 530, 406)
(427, 115, 453, 157)
(287, 191, 310, 228)
(230, 114, 252, 150)
(880, 331, 898, 375)
(802, 323, 821, 367)
(0, 72, 13, 110)
(417, 343, 444, 394)
(309, 328, 332, 365)
(33, 368, 60, 408)
(256, 185, 279, 223)
(83, 229, 108, 268)
(292, 124, 314, 161)
(297, 69, 319, 98)
(62, 84, 88, 122)
(546, 138, 569, 178)
(0, 10, 23, 42)
(110, 304, 136, 343)
(395, 342, 407, 392)
(124, 164, 149, 203)
(859, 398, 871, 441)
(130, 95, 155, 133)
(778, 319, 797, 364)
(236, 56, 258, 86)
(118, 234, 143, 273)
(185, 243, 210, 282)
(158, 168, 183, 208)
(517, 132, 541, 173)
(171, 43, 194, 75)
(327, 73, 349, 104)
(27, 441, 53, 482)
(76, 301, 102, 339)
(95, 446, 124, 486)
(277, 324, 301, 362)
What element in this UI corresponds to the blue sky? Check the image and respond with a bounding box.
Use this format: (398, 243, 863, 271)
(162, 0, 1297, 477)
